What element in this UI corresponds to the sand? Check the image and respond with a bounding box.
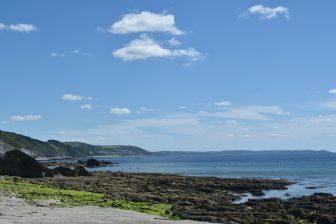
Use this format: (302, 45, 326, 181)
(0, 195, 213, 224)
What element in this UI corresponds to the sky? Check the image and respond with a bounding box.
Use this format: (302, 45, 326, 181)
(1, 0, 336, 151)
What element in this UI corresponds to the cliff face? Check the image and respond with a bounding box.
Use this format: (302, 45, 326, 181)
(0, 130, 149, 158)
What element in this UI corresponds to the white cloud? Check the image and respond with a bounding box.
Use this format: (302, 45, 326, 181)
(329, 89, 336, 95)
(109, 11, 184, 35)
(51, 52, 65, 58)
(199, 105, 290, 121)
(178, 106, 187, 110)
(172, 48, 200, 59)
(80, 104, 92, 110)
(0, 23, 38, 32)
(0, 120, 8, 124)
(214, 101, 232, 107)
(113, 35, 201, 61)
(11, 115, 42, 122)
(110, 108, 132, 115)
(168, 38, 181, 46)
(245, 5, 289, 20)
(8, 23, 38, 32)
(62, 94, 92, 101)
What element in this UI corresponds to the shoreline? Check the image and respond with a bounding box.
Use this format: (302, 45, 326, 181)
(2, 172, 336, 223)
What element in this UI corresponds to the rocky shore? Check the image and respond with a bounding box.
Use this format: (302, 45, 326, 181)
(27, 172, 336, 223)
(2, 150, 336, 223)
(40, 158, 114, 168)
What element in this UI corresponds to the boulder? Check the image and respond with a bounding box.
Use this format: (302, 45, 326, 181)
(86, 158, 100, 167)
(85, 159, 112, 167)
(51, 167, 76, 177)
(0, 150, 49, 178)
(50, 166, 90, 177)
(74, 166, 90, 176)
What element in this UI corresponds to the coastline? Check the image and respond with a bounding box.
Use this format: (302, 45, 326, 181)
(2, 172, 336, 223)
(3, 150, 336, 223)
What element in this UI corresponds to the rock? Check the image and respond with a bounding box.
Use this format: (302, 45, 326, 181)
(42, 159, 113, 168)
(77, 160, 85, 165)
(317, 214, 333, 224)
(313, 193, 333, 197)
(86, 158, 100, 167)
(51, 167, 76, 177)
(50, 166, 90, 177)
(0, 150, 49, 178)
(74, 166, 90, 176)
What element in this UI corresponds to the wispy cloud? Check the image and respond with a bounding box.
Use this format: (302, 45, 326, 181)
(113, 35, 201, 61)
(62, 94, 92, 101)
(110, 108, 132, 115)
(168, 38, 181, 46)
(321, 100, 336, 109)
(140, 107, 155, 112)
(328, 89, 336, 95)
(214, 101, 232, 107)
(51, 49, 83, 57)
(52, 111, 336, 151)
(0, 23, 38, 33)
(80, 104, 92, 110)
(11, 115, 42, 122)
(50, 52, 65, 58)
(199, 105, 290, 121)
(242, 5, 289, 20)
(109, 11, 184, 35)
(70, 49, 80, 54)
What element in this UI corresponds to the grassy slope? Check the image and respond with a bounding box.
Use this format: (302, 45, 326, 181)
(0, 176, 175, 219)
(65, 142, 152, 156)
(0, 130, 85, 157)
(0, 130, 150, 158)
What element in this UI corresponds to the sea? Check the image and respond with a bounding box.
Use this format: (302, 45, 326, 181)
(63, 151, 336, 203)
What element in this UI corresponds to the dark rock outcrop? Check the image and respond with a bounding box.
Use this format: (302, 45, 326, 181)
(86, 159, 100, 167)
(49, 166, 90, 177)
(0, 150, 91, 178)
(51, 167, 77, 177)
(73, 166, 91, 176)
(42, 159, 113, 168)
(0, 150, 49, 178)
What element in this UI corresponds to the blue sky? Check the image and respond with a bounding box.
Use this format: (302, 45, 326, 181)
(1, 0, 336, 151)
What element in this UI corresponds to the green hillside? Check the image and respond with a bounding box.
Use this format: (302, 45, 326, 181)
(64, 142, 152, 156)
(0, 130, 150, 158)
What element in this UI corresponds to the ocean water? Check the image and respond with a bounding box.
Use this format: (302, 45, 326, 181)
(69, 152, 336, 201)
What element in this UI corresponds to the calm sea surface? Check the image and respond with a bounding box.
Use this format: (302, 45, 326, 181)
(68, 152, 336, 201)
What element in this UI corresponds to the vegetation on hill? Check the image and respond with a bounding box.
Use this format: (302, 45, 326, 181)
(0, 130, 150, 158)
(64, 142, 152, 156)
